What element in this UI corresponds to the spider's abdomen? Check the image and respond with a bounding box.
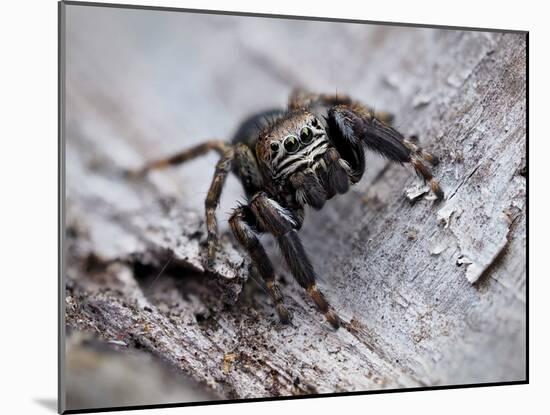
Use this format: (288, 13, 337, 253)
(231, 108, 286, 150)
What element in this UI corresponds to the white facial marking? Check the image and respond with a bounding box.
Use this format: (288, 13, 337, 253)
(338, 158, 352, 172)
(268, 116, 329, 180)
(275, 141, 328, 179)
(265, 198, 297, 227)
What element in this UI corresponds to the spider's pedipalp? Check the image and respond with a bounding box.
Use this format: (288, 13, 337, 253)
(289, 171, 327, 209)
(323, 147, 351, 194)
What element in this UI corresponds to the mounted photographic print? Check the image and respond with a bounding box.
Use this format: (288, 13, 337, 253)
(59, 1, 528, 413)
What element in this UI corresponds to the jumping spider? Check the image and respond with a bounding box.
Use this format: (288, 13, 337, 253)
(132, 89, 443, 329)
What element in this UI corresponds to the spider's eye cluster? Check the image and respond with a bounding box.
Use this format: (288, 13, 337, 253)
(283, 135, 300, 153)
(300, 126, 313, 144)
(274, 121, 320, 155)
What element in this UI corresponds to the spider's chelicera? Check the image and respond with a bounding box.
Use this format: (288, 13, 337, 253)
(133, 89, 444, 329)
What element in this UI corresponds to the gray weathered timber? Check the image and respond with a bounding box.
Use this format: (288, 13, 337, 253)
(63, 5, 526, 405)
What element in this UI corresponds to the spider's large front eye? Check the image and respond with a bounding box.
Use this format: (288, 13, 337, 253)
(300, 126, 313, 144)
(283, 135, 300, 153)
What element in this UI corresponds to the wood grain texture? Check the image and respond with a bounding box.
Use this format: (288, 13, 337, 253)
(63, 5, 526, 405)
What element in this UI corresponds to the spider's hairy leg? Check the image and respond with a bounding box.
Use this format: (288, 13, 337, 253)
(403, 135, 440, 166)
(127, 139, 228, 177)
(372, 110, 395, 125)
(128, 139, 235, 268)
(232, 143, 264, 198)
(288, 88, 353, 111)
(229, 206, 291, 324)
(278, 231, 341, 329)
(249, 192, 341, 329)
(288, 88, 394, 125)
(328, 104, 444, 200)
(205, 146, 235, 267)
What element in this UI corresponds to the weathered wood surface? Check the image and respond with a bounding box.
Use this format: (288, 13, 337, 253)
(63, 5, 526, 406)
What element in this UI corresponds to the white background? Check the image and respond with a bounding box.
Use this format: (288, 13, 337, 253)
(0, 0, 542, 414)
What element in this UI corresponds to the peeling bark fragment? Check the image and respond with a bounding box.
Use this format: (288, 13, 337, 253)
(68, 197, 247, 282)
(405, 183, 430, 203)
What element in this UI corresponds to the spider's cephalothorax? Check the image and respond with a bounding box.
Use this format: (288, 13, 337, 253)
(256, 111, 343, 210)
(132, 89, 444, 329)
